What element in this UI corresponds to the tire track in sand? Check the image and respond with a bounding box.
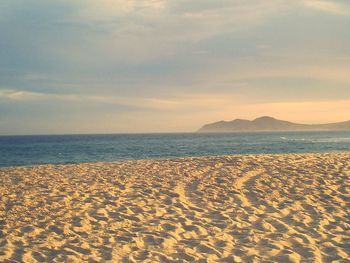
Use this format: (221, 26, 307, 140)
(235, 167, 323, 262)
(234, 168, 264, 207)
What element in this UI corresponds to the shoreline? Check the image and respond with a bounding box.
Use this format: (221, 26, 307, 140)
(1, 152, 349, 262)
(1, 150, 350, 170)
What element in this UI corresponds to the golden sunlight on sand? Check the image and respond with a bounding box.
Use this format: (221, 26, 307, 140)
(1, 153, 349, 262)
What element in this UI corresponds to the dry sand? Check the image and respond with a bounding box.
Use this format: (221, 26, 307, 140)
(0, 153, 349, 262)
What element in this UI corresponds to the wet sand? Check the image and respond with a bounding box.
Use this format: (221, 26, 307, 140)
(0, 153, 349, 262)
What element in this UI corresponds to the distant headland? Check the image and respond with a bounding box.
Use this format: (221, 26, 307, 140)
(198, 116, 350, 133)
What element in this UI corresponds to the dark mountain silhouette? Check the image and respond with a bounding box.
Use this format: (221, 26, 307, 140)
(198, 116, 350, 132)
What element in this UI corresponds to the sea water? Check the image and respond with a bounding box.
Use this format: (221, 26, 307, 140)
(0, 131, 350, 167)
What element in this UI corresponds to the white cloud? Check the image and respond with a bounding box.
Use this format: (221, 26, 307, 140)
(0, 90, 45, 101)
(78, 0, 166, 19)
(0, 89, 238, 112)
(73, 1, 291, 46)
(303, 0, 350, 15)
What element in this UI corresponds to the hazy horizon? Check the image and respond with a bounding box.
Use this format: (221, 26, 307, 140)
(1, 1, 350, 135)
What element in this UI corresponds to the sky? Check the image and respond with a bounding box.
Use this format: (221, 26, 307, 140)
(1, 0, 350, 134)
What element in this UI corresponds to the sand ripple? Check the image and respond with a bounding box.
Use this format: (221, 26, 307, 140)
(0, 153, 349, 262)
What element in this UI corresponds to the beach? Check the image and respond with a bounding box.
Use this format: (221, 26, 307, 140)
(0, 153, 349, 262)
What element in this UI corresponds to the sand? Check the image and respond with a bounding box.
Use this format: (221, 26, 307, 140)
(0, 153, 349, 262)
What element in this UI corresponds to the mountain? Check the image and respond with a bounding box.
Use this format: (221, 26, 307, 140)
(198, 116, 350, 133)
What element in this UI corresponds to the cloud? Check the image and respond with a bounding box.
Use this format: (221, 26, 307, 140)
(303, 0, 350, 15)
(76, 1, 290, 50)
(1, 1, 350, 133)
(80, 0, 166, 18)
(233, 65, 350, 84)
(0, 90, 45, 101)
(0, 89, 238, 112)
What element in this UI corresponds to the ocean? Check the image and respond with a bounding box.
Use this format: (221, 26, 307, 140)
(0, 131, 350, 167)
